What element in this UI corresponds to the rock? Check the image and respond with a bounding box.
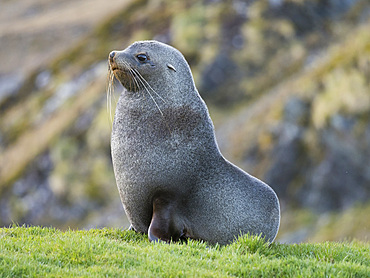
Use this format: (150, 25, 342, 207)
(0, 73, 24, 105)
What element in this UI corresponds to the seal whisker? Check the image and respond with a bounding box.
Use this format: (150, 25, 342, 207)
(110, 70, 115, 123)
(122, 60, 147, 113)
(129, 68, 147, 114)
(107, 64, 116, 124)
(118, 59, 164, 117)
(113, 57, 134, 92)
(123, 60, 141, 92)
(126, 66, 136, 91)
(127, 65, 172, 134)
(130, 70, 140, 91)
(132, 68, 167, 103)
(106, 65, 111, 122)
(135, 72, 164, 117)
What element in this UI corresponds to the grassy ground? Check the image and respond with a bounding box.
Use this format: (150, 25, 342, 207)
(1, 226, 369, 277)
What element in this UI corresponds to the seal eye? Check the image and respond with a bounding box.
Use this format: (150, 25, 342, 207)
(136, 53, 148, 62)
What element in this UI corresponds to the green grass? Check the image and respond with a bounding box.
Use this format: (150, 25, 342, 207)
(0, 226, 369, 277)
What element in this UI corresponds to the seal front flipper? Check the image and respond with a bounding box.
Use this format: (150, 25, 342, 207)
(148, 195, 184, 243)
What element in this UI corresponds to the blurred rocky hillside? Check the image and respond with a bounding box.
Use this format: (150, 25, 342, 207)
(0, 0, 369, 243)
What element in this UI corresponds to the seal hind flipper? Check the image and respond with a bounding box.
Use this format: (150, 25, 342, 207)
(148, 195, 184, 243)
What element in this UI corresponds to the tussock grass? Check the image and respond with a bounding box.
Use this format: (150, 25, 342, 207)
(1, 226, 369, 277)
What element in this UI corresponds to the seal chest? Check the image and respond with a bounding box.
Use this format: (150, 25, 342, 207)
(108, 40, 280, 245)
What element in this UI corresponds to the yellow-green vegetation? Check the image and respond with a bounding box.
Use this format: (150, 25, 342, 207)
(277, 203, 370, 243)
(0, 226, 369, 277)
(312, 67, 370, 129)
(310, 204, 370, 243)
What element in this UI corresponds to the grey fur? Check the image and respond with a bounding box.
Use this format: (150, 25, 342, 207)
(110, 40, 280, 245)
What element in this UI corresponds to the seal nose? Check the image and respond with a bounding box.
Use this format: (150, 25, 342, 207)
(109, 51, 116, 63)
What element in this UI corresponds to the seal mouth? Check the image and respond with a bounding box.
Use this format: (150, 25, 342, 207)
(110, 64, 122, 72)
(109, 57, 125, 73)
(112, 67, 129, 79)
(111, 65, 129, 75)
(109, 63, 127, 78)
(108, 58, 144, 92)
(110, 65, 138, 91)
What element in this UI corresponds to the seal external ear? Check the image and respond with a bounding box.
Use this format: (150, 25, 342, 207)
(167, 63, 176, 72)
(148, 195, 183, 243)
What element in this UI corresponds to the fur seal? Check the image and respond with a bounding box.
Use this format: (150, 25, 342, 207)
(108, 40, 280, 245)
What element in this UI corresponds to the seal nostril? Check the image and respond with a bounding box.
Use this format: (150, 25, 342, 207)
(109, 51, 116, 62)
